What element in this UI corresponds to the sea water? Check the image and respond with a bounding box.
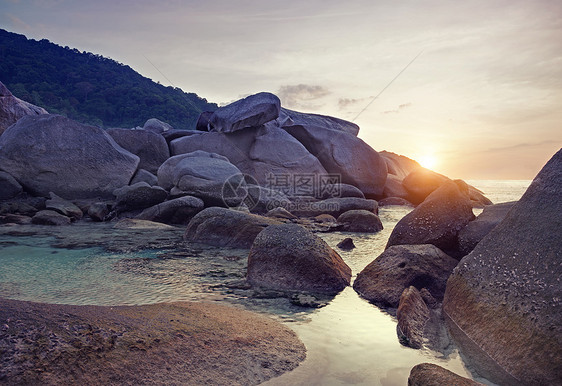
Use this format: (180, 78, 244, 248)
(0, 180, 531, 385)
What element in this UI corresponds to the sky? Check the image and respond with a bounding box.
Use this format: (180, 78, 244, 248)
(1, 0, 561, 179)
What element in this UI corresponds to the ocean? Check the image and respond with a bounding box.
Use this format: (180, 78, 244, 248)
(0, 180, 532, 385)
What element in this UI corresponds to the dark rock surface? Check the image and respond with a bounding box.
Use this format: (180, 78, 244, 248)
(282, 118, 387, 197)
(408, 363, 483, 386)
(247, 223, 351, 294)
(31, 210, 71, 225)
(386, 180, 475, 259)
(106, 128, 170, 174)
(443, 149, 562, 386)
(458, 201, 515, 256)
(209, 92, 280, 133)
(136, 196, 205, 225)
(378, 197, 414, 207)
(87, 202, 111, 222)
(265, 207, 296, 220)
(0, 114, 139, 198)
(316, 183, 365, 199)
(195, 111, 213, 131)
(0, 81, 48, 135)
(158, 151, 246, 207)
(0, 171, 23, 200)
(396, 286, 430, 349)
(336, 209, 383, 233)
(113, 182, 168, 211)
(354, 244, 458, 308)
(336, 237, 355, 250)
(45, 192, 83, 221)
(184, 207, 282, 248)
(130, 169, 158, 186)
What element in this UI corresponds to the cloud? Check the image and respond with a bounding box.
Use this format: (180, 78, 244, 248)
(338, 98, 361, 109)
(476, 140, 559, 155)
(5, 13, 33, 31)
(277, 84, 330, 110)
(382, 102, 412, 114)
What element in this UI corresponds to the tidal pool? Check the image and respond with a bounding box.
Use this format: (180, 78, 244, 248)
(0, 205, 490, 385)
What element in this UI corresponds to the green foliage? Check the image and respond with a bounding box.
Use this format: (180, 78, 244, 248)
(0, 29, 217, 130)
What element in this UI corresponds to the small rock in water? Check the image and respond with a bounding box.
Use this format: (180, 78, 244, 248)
(290, 293, 330, 308)
(337, 237, 355, 250)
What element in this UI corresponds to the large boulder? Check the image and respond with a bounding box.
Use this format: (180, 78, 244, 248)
(403, 168, 492, 207)
(0, 171, 23, 200)
(0, 81, 48, 135)
(408, 363, 482, 386)
(443, 149, 562, 386)
(106, 128, 170, 174)
(281, 114, 387, 197)
(247, 223, 351, 294)
(279, 108, 360, 136)
(0, 115, 139, 199)
(336, 210, 383, 233)
(157, 151, 246, 207)
(209, 92, 280, 133)
(170, 124, 328, 187)
(184, 207, 282, 248)
(458, 201, 515, 256)
(402, 168, 448, 205)
(386, 180, 475, 259)
(353, 244, 458, 308)
(136, 196, 204, 225)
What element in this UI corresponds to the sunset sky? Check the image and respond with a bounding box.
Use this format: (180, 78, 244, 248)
(2, 0, 561, 179)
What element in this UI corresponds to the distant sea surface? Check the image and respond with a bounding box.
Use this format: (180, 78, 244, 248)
(0, 180, 532, 385)
(467, 179, 532, 204)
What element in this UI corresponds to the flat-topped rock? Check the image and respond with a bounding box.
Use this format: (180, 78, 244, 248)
(209, 92, 280, 133)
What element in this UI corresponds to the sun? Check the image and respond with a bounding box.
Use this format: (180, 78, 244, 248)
(418, 154, 437, 170)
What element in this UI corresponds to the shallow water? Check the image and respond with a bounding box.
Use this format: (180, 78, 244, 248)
(0, 180, 530, 385)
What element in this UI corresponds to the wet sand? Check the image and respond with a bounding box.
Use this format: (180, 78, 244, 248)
(0, 298, 306, 385)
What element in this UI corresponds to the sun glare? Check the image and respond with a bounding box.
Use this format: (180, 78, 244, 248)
(418, 154, 437, 170)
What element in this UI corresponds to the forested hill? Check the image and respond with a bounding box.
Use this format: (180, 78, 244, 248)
(0, 29, 218, 130)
